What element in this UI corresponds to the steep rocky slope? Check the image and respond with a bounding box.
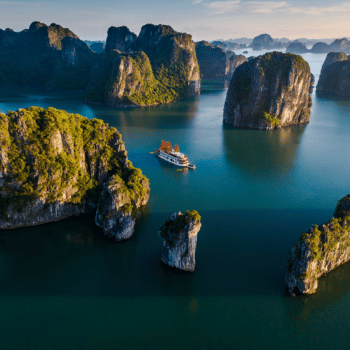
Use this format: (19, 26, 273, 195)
(85, 24, 200, 107)
(159, 211, 201, 271)
(317, 53, 350, 97)
(195, 41, 247, 79)
(0, 22, 97, 90)
(0, 107, 149, 235)
(286, 195, 350, 295)
(223, 52, 313, 130)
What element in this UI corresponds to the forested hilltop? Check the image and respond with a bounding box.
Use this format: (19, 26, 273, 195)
(0, 22, 97, 90)
(0, 107, 150, 238)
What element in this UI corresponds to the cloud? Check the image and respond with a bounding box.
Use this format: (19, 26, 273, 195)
(205, 1, 241, 14)
(204, 1, 350, 16)
(0, 1, 50, 5)
(246, 1, 287, 14)
(193, 0, 202, 4)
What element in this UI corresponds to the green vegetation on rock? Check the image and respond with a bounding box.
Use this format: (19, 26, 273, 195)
(224, 51, 312, 130)
(84, 24, 200, 107)
(286, 194, 350, 295)
(160, 210, 201, 237)
(0, 106, 148, 221)
(0, 22, 96, 90)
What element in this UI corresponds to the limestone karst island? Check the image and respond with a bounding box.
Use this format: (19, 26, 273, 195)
(1, 3, 350, 349)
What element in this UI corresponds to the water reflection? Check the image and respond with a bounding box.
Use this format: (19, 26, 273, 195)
(86, 96, 200, 131)
(284, 260, 350, 323)
(0, 86, 200, 131)
(223, 124, 307, 180)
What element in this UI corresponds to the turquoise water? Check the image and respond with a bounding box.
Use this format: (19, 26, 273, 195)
(1, 52, 350, 349)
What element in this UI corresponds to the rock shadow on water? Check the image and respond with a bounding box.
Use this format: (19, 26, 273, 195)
(223, 123, 307, 180)
(86, 96, 199, 130)
(283, 259, 350, 334)
(0, 207, 151, 297)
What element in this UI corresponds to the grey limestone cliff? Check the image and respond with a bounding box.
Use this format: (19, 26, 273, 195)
(223, 52, 313, 130)
(159, 211, 201, 271)
(286, 195, 350, 296)
(95, 172, 150, 241)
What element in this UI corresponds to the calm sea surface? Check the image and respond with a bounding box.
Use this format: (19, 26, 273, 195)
(0, 50, 350, 350)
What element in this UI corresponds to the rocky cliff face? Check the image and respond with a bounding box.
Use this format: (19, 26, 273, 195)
(286, 195, 350, 296)
(195, 41, 247, 79)
(105, 26, 136, 53)
(0, 22, 97, 90)
(95, 170, 150, 241)
(85, 24, 200, 107)
(0, 107, 149, 233)
(159, 211, 201, 271)
(223, 52, 313, 130)
(85, 50, 164, 107)
(317, 54, 350, 97)
(227, 54, 248, 79)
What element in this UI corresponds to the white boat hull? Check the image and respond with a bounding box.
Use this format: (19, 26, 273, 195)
(156, 151, 189, 167)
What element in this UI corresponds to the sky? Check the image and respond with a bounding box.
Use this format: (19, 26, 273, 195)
(1, 0, 350, 41)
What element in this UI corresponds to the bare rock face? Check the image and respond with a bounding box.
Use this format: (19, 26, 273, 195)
(317, 53, 350, 97)
(159, 211, 201, 271)
(223, 52, 313, 130)
(286, 195, 350, 296)
(0, 107, 149, 235)
(105, 26, 137, 53)
(95, 172, 150, 241)
(227, 54, 248, 79)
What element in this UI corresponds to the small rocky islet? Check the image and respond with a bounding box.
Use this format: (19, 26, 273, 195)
(0, 106, 150, 240)
(286, 195, 350, 296)
(223, 51, 313, 130)
(159, 210, 201, 271)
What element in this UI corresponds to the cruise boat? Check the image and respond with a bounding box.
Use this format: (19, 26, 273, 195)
(155, 141, 196, 169)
